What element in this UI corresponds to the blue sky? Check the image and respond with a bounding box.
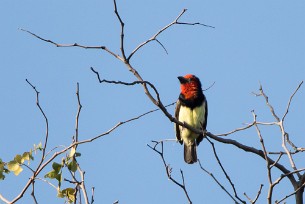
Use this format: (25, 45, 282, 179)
(1, 0, 305, 203)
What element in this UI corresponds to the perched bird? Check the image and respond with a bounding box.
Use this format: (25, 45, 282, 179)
(175, 74, 208, 164)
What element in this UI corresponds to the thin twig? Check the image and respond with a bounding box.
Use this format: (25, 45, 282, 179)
(198, 160, 239, 203)
(20, 28, 123, 61)
(75, 82, 82, 147)
(282, 81, 303, 121)
(127, 8, 214, 61)
(35, 177, 57, 190)
(26, 79, 49, 164)
(275, 182, 305, 204)
(113, 0, 127, 61)
(147, 141, 192, 204)
(206, 132, 298, 188)
(244, 184, 264, 204)
(206, 137, 246, 204)
(78, 166, 89, 204)
(91, 187, 95, 204)
(270, 152, 283, 168)
(216, 121, 277, 137)
(254, 83, 280, 122)
(31, 180, 38, 204)
(6, 79, 51, 204)
(203, 81, 216, 92)
(252, 111, 272, 204)
(90, 67, 162, 102)
(0, 194, 10, 204)
(255, 83, 300, 177)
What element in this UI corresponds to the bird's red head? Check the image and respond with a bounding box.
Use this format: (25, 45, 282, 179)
(178, 74, 202, 100)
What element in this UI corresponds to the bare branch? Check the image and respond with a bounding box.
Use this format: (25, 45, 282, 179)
(35, 177, 57, 190)
(244, 184, 264, 204)
(26, 79, 49, 163)
(198, 160, 239, 204)
(147, 141, 192, 204)
(203, 81, 216, 92)
(75, 82, 82, 147)
(91, 187, 95, 204)
(268, 148, 305, 155)
(206, 132, 297, 186)
(215, 121, 255, 137)
(206, 137, 246, 204)
(272, 168, 305, 191)
(127, 8, 214, 61)
(275, 182, 305, 204)
(5, 79, 52, 204)
(78, 166, 89, 204)
(254, 83, 280, 122)
(270, 152, 283, 168)
(282, 81, 303, 121)
(0, 194, 10, 204)
(252, 111, 273, 204)
(90, 67, 162, 102)
(31, 180, 38, 204)
(216, 121, 278, 137)
(113, 0, 127, 61)
(20, 28, 123, 61)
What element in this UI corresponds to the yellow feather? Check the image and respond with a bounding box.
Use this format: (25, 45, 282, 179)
(178, 103, 205, 146)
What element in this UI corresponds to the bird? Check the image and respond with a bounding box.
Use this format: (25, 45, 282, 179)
(175, 74, 208, 164)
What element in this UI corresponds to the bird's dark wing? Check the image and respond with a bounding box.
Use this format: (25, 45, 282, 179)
(203, 99, 208, 130)
(175, 99, 183, 145)
(196, 99, 208, 146)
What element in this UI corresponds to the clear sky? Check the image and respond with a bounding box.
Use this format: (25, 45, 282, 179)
(1, 0, 305, 203)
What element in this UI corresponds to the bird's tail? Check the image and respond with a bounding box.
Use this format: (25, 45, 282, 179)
(184, 143, 197, 164)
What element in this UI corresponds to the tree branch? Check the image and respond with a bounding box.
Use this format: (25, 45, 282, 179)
(206, 137, 246, 204)
(244, 184, 264, 204)
(198, 160, 239, 203)
(147, 141, 192, 204)
(127, 8, 214, 61)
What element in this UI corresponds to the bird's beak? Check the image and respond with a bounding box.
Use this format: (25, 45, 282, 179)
(178, 76, 189, 84)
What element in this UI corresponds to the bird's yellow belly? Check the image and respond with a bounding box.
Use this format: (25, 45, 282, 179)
(178, 105, 205, 145)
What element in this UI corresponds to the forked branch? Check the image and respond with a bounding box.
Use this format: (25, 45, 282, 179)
(147, 141, 192, 204)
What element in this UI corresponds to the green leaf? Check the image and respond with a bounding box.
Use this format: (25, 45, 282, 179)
(52, 162, 62, 174)
(59, 188, 76, 203)
(7, 161, 19, 172)
(34, 142, 43, 151)
(14, 154, 23, 164)
(13, 166, 23, 176)
(67, 160, 77, 172)
(44, 170, 57, 179)
(0, 172, 5, 180)
(0, 162, 4, 171)
(29, 149, 34, 160)
(22, 152, 30, 161)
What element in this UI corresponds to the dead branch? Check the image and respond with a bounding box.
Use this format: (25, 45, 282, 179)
(244, 184, 264, 204)
(282, 81, 303, 121)
(198, 160, 239, 203)
(147, 141, 192, 204)
(206, 137, 246, 204)
(252, 111, 273, 203)
(127, 8, 214, 61)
